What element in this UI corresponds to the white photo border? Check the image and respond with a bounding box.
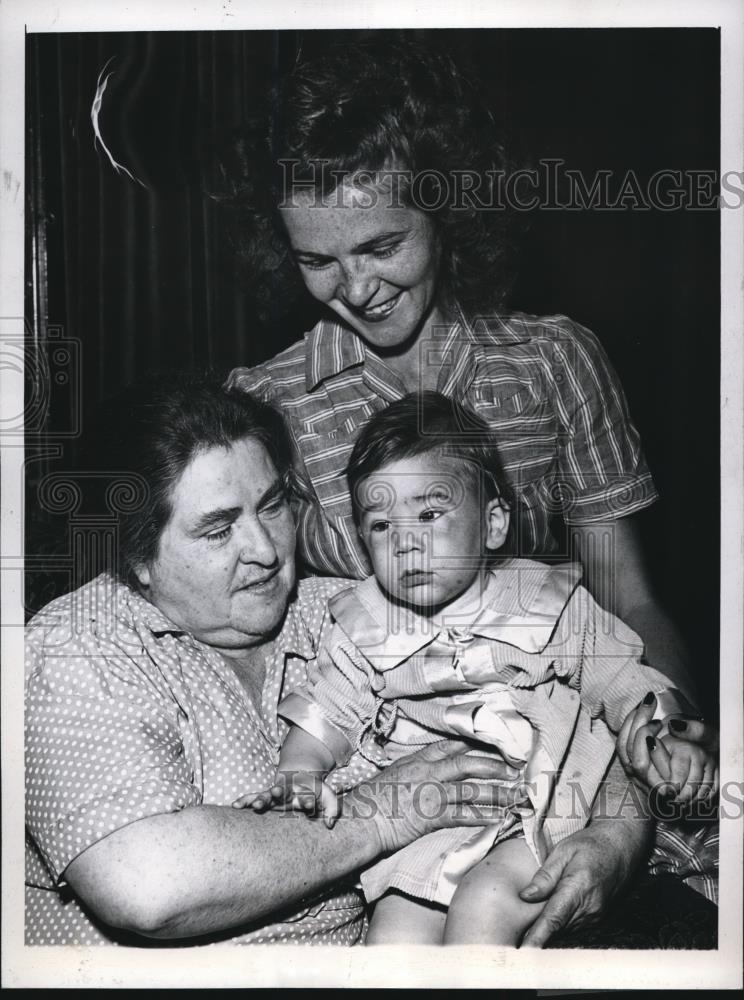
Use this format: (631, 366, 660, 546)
(2, 0, 742, 989)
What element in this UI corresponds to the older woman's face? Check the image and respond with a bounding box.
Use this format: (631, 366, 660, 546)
(279, 175, 442, 353)
(135, 437, 296, 653)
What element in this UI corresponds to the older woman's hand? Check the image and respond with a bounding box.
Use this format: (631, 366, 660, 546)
(516, 821, 639, 947)
(346, 739, 523, 856)
(514, 753, 654, 948)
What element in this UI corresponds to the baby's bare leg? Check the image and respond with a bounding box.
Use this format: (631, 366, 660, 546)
(366, 890, 447, 945)
(444, 837, 544, 945)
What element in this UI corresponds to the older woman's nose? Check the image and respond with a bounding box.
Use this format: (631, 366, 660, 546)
(238, 519, 279, 567)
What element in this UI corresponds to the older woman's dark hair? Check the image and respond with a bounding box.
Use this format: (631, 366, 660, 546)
(87, 372, 296, 590)
(346, 391, 513, 530)
(215, 36, 520, 325)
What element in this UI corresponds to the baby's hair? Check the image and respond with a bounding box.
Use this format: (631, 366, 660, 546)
(346, 391, 512, 525)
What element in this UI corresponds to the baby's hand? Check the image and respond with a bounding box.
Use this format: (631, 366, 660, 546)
(232, 770, 340, 828)
(658, 717, 719, 806)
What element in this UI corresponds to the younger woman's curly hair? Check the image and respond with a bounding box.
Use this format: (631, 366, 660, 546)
(213, 36, 522, 326)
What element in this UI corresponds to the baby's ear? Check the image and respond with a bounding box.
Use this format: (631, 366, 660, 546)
(485, 499, 510, 551)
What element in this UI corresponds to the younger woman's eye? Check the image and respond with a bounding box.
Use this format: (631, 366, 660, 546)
(371, 243, 400, 260)
(369, 520, 391, 534)
(205, 525, 232, 543)
(296, 256, 333, 271)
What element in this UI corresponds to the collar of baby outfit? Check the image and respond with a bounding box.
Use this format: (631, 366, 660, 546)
(327, 558, 582, 672)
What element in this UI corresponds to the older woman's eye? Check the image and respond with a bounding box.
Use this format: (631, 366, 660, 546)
(260, 494, 289, 518)
(206, 526, 232, 543)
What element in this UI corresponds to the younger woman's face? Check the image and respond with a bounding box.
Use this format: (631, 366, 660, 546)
(279, 175, 442, 354)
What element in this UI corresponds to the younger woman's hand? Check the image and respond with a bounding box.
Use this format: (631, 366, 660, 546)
(616, 692, 669, 789)
(232, 770, 340, 828)
(618, 696, 719, 806)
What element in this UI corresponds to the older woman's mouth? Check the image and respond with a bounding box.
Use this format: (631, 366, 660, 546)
(235, 568, 281, 593)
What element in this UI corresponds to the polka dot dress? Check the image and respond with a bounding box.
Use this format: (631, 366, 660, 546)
(25, 574, 365, 946)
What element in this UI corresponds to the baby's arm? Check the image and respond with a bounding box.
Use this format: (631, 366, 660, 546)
(234, 615, 381, 824)
(232, 725, 341, 826)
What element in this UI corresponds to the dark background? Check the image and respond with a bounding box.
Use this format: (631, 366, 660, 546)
(25, 28, 720, 713)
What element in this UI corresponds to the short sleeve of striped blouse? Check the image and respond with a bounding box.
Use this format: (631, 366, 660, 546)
(547, 317, 658, 523)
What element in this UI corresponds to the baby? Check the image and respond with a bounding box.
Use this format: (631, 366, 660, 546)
(236, 391, 716, 945)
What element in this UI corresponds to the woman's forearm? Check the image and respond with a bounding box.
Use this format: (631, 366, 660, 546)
(572, 517, 698, 702)
(590, 755, 654, 858)
(63, 741, 516, 941)
(620, 599, 696, 703)
(65, 796, 382, 940)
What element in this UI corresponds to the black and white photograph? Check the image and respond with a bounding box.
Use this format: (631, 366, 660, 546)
(2, 0, 742, 989)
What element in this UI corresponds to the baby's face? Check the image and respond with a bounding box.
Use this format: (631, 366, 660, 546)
(356, 452, 506, 613)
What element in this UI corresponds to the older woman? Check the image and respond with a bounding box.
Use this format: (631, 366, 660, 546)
(25, 375, 517, 946)
(222, 38, 717, 937)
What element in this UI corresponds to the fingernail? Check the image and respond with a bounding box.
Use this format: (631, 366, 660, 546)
(669, 719, 688, 733)
(521, 885, 538, 898)
(646, 735, 656, 751)
(643, 691, 656, 706)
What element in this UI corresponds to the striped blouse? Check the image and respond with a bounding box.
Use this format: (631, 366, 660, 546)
(228, 311, 658, 579)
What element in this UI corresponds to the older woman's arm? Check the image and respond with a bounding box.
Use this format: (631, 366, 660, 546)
(64, 802, 375, 938)
(63, 741, 516, 940)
